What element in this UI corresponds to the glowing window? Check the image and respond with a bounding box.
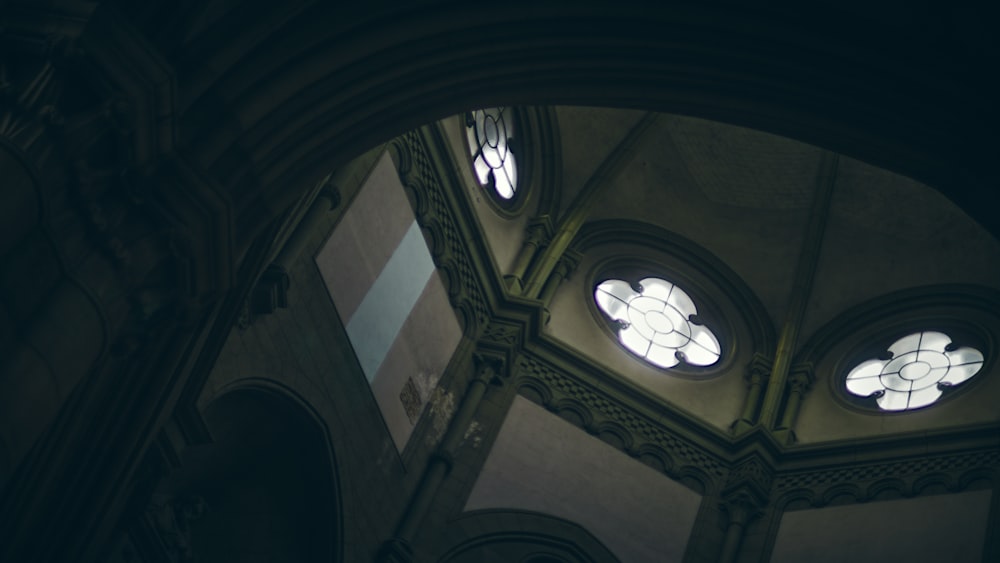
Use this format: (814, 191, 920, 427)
(466, 107, 518, 200)
(845, 331, 984, 411)
(594, 277, 721, 369)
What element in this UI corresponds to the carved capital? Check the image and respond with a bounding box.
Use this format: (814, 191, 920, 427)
(473, 352, 506, 386)
(788, 363, 815, 394)
(553, 248, 583, 280)
(719, 493, 762, 527)
(745, 353, 772, 386)
(525, 215, 554, 246)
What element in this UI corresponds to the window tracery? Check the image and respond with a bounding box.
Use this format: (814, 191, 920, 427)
(845, 331, 984, 411)
(594, 277, 721, 369)
(466, 107, 518, 201)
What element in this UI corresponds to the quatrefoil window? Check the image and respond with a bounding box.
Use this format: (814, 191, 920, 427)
(845, 331, 984, 411)
(594, 277, 721, 369)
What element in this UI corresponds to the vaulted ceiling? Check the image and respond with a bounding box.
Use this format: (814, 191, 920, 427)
(446, 106, 1000, 443)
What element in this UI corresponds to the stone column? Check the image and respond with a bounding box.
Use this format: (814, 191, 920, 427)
(732, 354, 771, 434)
(718, 499, 757, 563)
(505, 216, 552, 294)
(379, 355, 504, 562)
(774, 364, 814, 445)
(717, 455, 771, 563)
(538, 250, 581, 323)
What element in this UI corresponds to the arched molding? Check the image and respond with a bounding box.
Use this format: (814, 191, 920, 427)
(675, 466, 712, 496)
(774, 488, 816, 512)
(523, 105, 562, 219)
(434, 509, 621, 563)
(515, 378, 553, 406)
(633, 444, 676, 475)
(865, 477, 909, 501)
(595, 421, 634, 452)
(550, 398, 594, 432)
(911, 473, 955, 496)
(819, 483, 864, 506)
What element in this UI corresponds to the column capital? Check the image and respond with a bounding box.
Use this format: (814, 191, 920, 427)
(788, 363, 815, 393)
(473, 352, 507, 386)
(552, 248, 583, 279)
(721, 454, 773, 515)
(745, 353, 772, 385)
(525, 215, 554, 244)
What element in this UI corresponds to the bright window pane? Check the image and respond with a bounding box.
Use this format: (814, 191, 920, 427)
(594, 276, 721, 370)
(907, 386, 943, 409)
(846, 373, 884, 397)
(888, 332, 922, 356)
(946, 346, 984, 367)
(877, 389, 911, 411)
(845, 331, 984, 411)
(646, 344, 680, 368)
(940, 361, 983, 386)
(620, 326, 652, 356)
(466, 107, 518, 200)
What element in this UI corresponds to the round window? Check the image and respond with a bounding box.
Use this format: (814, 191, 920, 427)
(594, 277, 722, 369)
(844, 331, 984, 411)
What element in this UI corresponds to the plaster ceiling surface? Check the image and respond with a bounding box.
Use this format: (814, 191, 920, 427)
(801, 155, 1000, 343)
(554, 106, 646, 215)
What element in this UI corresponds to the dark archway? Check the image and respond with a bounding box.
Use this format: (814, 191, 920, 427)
(152, 388, 340, 563)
